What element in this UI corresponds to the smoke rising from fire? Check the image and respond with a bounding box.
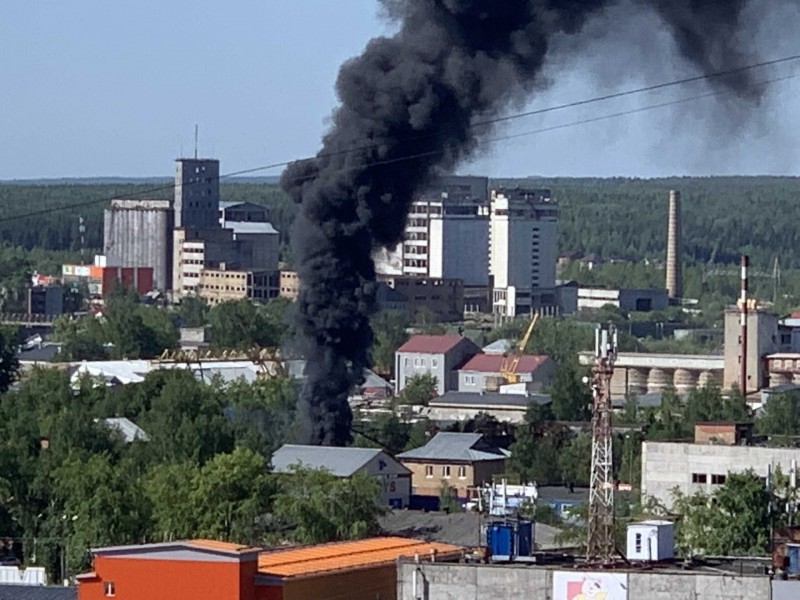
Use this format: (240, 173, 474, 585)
(282, 0, 774, 445)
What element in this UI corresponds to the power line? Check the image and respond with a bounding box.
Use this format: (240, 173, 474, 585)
(1, 52, 798, 225)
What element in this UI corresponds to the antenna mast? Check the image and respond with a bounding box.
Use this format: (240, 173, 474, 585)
(194, 124, 199, 159)
(586, 323, 618, 563)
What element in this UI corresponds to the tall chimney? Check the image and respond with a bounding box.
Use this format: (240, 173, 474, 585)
(740, 254, 749, 395)
(666, 190, 682, 300)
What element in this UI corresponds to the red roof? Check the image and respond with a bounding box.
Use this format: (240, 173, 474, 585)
(397, 335, 467, 354)
(459, 353, 548, 373)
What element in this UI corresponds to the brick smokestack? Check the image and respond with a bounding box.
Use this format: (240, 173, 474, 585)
(666, 190, 682, 300)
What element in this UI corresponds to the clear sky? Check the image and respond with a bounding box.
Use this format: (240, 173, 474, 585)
(2, 1, 799, 180)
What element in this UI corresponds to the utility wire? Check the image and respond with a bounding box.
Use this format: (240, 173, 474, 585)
(1, 52, 799, 224)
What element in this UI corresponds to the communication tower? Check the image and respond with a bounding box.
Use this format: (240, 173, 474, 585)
(586, 324, 618, 562)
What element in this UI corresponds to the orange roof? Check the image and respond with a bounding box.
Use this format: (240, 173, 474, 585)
(258, 537, 463, 578)
(189, 539, 261, 554)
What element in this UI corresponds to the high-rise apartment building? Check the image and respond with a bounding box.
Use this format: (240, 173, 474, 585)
(489, 188, 558, 317)
(375, 176, 489, 287)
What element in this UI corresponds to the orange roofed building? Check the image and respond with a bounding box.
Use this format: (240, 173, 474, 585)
(77, 537, 463, 600)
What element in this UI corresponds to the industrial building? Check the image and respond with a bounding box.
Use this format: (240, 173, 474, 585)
(61, 260, 154, 302)
(380, 276, 465, 322)
(489, 187, 558, 317)
(278, 270, 299, 300)
(576, 286, 669, 312)
(76, 537, 462, 600)
(103, 198, 173, 291)
(425, 391, 550, 424)
(641, 422, 800, 509)
(457, 353, 554, 393)
(197, 264, 278, 305)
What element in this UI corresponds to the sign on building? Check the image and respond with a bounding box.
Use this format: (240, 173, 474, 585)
(552, 571, 627, 600)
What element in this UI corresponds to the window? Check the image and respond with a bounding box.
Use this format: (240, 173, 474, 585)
(442, 465, 451, 478)
(634, 533, 642, 553)
(425, 465, 433, 478)
(432, 358, 439, 368)
(104, 582, 116, 597)
(414, 357, 425, 367)
(404, 357, 410, 367)
(711, 474, 726, 485)
(458, 466, 466, 479)
(465, 375, 476, 386)
(691, 473, 707, 484)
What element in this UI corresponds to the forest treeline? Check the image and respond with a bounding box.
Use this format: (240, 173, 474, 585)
(1, 176, 798, 270)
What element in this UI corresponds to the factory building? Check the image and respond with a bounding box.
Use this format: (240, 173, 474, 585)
(197, 264, 278, 305)
(489, 188, 558, 317)
(394, 334, 481, 396)
(380, 275, 464, 322)
(103, 198, 174, 291)
(173, 158, 220, 229)
(576, 287, 669, 312)
(641, 422, 800, 509)
(76, 538, 462, 600)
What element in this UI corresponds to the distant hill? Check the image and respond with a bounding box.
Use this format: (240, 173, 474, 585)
(0, 175, 280, 185)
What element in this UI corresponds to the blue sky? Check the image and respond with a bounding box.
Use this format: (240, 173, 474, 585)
(2, 1, 799, 179)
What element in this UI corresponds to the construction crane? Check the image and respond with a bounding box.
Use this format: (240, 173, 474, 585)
(499, 313, 539, 385)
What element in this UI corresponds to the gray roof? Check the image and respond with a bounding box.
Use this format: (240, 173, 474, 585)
(397, 432, 507, 462)
(0, 586, 76, 600)
(226, 221, 278, 235)
(362, 369, 391, 390)
(101, 417, 149, 442)
(431, 391, 550, 408)
(482, 339, 513, 354)
(272, 444, 390, 477)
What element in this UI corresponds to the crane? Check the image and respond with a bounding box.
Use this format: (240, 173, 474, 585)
(499, 313, 539, 385)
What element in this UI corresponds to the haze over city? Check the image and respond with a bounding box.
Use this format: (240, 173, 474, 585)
(3, 0, 800, 180)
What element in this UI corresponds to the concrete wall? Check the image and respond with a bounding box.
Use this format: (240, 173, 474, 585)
(723, 309, 779, 393)
(104, 199, 173, 291)
(642, 441, 800, 508)
(397, 562, 772, 600)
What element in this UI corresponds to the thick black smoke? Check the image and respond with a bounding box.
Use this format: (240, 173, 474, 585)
(282, 0, 764, 446)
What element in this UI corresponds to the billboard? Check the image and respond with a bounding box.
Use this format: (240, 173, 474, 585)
(552, 571, 628, 600)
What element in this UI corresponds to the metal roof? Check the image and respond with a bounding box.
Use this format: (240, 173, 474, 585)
(430, 391, 550, 408)
(481, 339, 513, 354)
(0, 586, 76, 600)
(257, 537, 463, 578)
(459, 353, 547, 373)
(397, 335, 472, 354)
(225, 221, 278, 235)
(271, 445, 406, 477)
(397, 432, 507, 462)
(89, 539, 260, 557)
(100, 417, 149, 442)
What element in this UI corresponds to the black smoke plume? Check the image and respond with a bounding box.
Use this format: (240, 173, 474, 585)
(282, 0, 764, 446)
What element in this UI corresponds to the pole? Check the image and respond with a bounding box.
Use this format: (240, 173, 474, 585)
(740, 255, 749, 395)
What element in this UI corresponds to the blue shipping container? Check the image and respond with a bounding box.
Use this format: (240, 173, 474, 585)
(486, 523, 514, 557)
(787, 544, 800, 575)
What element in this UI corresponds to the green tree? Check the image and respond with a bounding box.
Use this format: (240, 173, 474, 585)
(190, 448, 275, 543)
(0, 326, 19, 393)
(758, 391, 800, 436)
(273, 466, 384, 544)
(353, 412, 411, 455)
(176, 295, 208, 328)
(143, 462, 198, 542)
(207, 299, 284, 349)
(397, 373, 438, 405)
(370, 310, 409, 377)
(558, 433, 592, 487)
(549, 362, 590, 421)
(671, 470, 770, 556)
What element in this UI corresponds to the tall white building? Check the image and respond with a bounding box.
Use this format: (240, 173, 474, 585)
(375, 176, 489, 287)
(489, 188, 558, 317)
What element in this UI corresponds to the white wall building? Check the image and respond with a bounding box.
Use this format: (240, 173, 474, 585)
(489, 188, 558, 317)
(626, 521, 674, 562)
(374, 176, 489, 287)
(642, 440, 800, 509)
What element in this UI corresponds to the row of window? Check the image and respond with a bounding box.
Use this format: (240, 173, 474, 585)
(425, 465, 467, 478)
(404, 357, 439, 368)
(691, 473, 727, 485)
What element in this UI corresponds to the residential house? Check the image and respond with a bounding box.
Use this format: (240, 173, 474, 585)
(397, 432, 509, 501)
(457, 353, 555, 393)
(395, 335, 480, 396)
(271, 444, 411, 508)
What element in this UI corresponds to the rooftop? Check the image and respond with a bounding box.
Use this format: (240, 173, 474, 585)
(459, 353, 548, 373)
(430, 391, 550, 408)
(0, 585, 76, 600)
(397, 335, 470, 354)
(397, 432, 508, 463)
(90, 539, 261, 558)
(271, 445, 408, 477)
(257, 537, 463, 578)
